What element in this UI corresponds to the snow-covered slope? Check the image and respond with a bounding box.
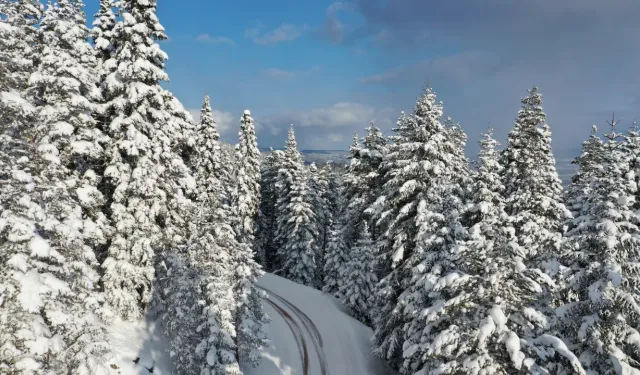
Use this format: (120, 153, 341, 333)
(244, 273, 396, 375)
(106, 273, 394, 375)
(107, 316, 173, 374)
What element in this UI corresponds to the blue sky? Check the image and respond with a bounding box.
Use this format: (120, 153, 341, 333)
(85, 0, 640, 180)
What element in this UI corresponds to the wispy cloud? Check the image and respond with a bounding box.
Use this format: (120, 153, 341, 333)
(264, 66, 321, 80)
(245, 23, 309, 45)
(256, 102, 395, 149)
(317, 2, 356, 44)
(360, 51, 499, 85)
(196, 34, 235, 45)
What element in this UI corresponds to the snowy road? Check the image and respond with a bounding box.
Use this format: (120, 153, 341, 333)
(244, 273, 398, 375)
(260, 286, 329, 375)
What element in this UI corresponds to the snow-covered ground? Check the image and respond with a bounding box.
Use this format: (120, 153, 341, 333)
(106, 273, 394, 375)
(245, 273, 397, 375)
(107, 316, 173, 374)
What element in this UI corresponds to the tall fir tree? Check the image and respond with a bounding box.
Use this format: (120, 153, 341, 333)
(191, 95, 223, 209)
(229, 110, 267, 365)
(1, 1, 115, 373)
(255, 149, 285, 270)
(559, 124, 640, 374)
(369, 86, 457, 368)
(565, 125, 604, 235)
(161, 95, 241, 374)
(322, 134, 361, 294)
(99, 0, 192, 319)
(400, 129, 584, 374)
(275, 127, 319, 287)
(500, 87, 569, 262)
(91, 0, 116, 65)
(308, 163, 330, 285)
(337, 223, 377, 325)
(234, 109, 261, 244)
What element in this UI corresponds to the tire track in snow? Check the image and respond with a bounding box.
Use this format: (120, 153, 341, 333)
(263, 297, 310, 375)
(259, 286, 328, 375)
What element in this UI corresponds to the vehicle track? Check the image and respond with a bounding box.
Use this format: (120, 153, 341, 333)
(259, 286, 329, 375)
(263, 297, 310, 375)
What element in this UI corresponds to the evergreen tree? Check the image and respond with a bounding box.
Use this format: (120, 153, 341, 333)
(234, 110, 261, 244)
(99, 0, 190, 319)
(322, 224, 350, 294)
(322, 135, 360, 294)
(370, 86, 456, 367)
(275, 126, 319, 287)
(500, 87, 569, 262)
(0, 2, 113, 372)
(191, 95, 223, 210)
(162, 95, 241, 374)
(162, 209, 242, 375)
(338, 223, 377, 325)
(559, 125, 640, 374)
(308, 163, 330, 285)
(255, 149, 285, 270)
(400, 130, 584, 374)
(29, 0, 112, 260)
(91, 0, 116, 65)
(0, 0, 41, 94)
(565, 125, 604, 234)
(230, 110, 267, 365)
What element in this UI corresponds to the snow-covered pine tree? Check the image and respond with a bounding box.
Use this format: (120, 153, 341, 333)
(565, 125, 604, 233)
(369, 86, 455, 368)
(194, 215, 243, 375)
(275, 126, 320, 287)
(622, 122, 640, 212)
(558, 124, 640, 374)
(230, 110, 267, 365)
(322, 134, 362, 295)
(322, 224, 349, 295)
(162, 209, 242, 375)
(0, 1, 114, 373)
(157, 90, 197, 256)
(500, 87, 569, 262)
(255, 149, 285, 270)
(338, 222, 377, 324)
(29, 0, 112, 263)
(325, 164, 342, 227)
(162, 95, 240, 374)
(324, 123, 388, 296)
(0, 0, 42, 179)
(444, 116, 473, 201)
(400, 129, 584, 374)
(191, 95, 223, 211)
(99, 0, 189, 320)
(0, 0, 41, 94)
(220, 141, 240, 207)
(367, 86, 477, 370)
(91, 0, 116, 65)
(308, 163, 330, 285)
(234, 109, 261, 244)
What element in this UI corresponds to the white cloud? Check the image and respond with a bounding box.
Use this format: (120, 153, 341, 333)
(295, 102, 394, 128)
(245, 23, 309, 45)
(264, 66, 321, 80)
(256, 102, 396, 149)
(187, 108, 236, 136)
(196, 34, 235, 45)
(318, 2, 356, 44)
